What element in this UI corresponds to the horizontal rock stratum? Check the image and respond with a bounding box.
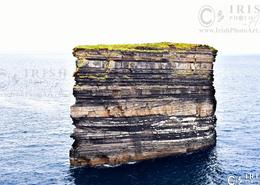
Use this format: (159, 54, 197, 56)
(70, 42, 217, 167)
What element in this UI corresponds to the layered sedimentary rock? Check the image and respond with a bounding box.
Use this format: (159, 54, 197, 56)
(70, 42, 217, 167)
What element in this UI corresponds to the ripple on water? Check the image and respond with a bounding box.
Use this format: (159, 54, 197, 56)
(0, 54, 260, 185)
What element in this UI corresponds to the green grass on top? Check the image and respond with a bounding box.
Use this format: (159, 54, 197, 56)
(74, 42, 217, 53)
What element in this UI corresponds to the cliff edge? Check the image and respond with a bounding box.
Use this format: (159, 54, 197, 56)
(70, 42, 217, 166)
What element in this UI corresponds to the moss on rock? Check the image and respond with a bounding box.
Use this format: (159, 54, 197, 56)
(74, 42, 217, 53)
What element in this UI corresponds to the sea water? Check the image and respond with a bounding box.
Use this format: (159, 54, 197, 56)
(0, 53, 259, 185)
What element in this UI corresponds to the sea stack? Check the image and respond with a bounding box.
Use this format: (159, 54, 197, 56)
(70, 42, 217, 167)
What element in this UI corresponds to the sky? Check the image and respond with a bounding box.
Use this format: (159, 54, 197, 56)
(0, 0, 260, 55)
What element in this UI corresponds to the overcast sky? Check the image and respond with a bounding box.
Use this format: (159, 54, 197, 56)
(0, 0, 260, 55)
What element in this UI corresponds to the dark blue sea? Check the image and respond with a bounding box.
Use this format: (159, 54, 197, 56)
(0, 53, 259, 185)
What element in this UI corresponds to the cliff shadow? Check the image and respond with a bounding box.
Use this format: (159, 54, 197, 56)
(68, 147, 224, 185)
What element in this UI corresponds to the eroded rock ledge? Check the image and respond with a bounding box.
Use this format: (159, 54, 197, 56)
(70, 42, 217, 167)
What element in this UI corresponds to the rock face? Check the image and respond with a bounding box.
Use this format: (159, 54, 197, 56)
(70, 42, 217, 167)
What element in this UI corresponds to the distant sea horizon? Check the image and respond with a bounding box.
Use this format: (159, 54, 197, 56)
(0, 53, 259, 185)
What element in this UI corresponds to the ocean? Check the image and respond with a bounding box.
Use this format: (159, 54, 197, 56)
(0, 53, 259, 185)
